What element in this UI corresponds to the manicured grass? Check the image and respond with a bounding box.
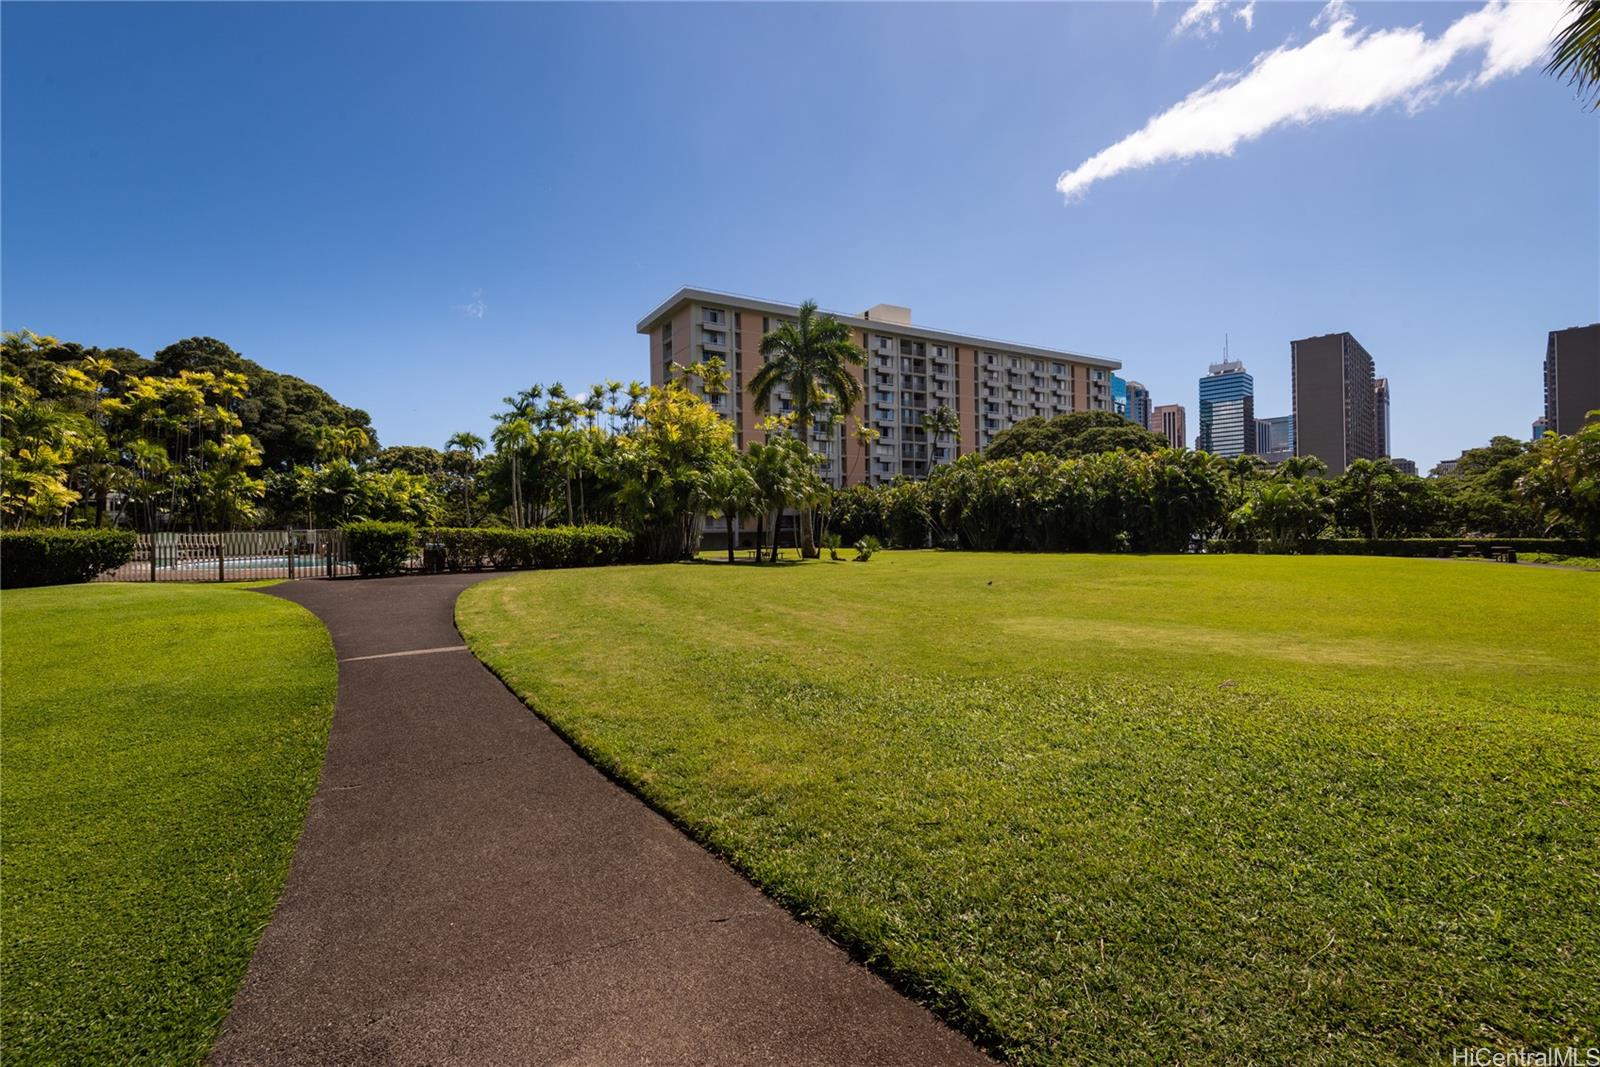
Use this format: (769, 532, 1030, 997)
(1522, 552, 1600, 570)
(2, 583, 336, 1065)
(459, 553, 1600, 1065)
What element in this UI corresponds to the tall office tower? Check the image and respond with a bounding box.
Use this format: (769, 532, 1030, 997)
(1255, 415, 1295, 464)
(1111, 375, 1128, 419)
(1197, 359, 1255, 457)
(1291, 332, 1377, 475)
(1151, 404, 1187, 449)
(1532, 415, 1551, 440)
(1373, 377, 1392, 457)
(1543, 323, 1600, 435)
(1124, 380, 1152, 429)
(637, 287, 1120, 489)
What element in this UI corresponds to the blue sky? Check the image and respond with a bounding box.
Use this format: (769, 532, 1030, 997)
(3, 1, 1594, 469)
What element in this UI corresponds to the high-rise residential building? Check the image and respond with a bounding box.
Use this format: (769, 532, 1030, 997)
(1152, 404, 1187, 449)
(1373, 377, 1392, 457)
(1291, 332, 1377, 475)
(1197, 359, 1255, 457)
(1255, 414, 1295, 464)
(1532, 415, 1551, 440)
(1124, 380, 1152, 429)
(1543, 323, 1600, 436)
(637, 287, 1121, 490)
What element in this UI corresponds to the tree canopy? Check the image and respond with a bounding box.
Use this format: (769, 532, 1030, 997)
(984, 410, 1166, 460)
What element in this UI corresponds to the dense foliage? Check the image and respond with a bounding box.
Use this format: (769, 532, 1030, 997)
(0, 528, 137, 587)
(342, 520, 417, 577)
(984, 410, 1167, 460)
(824, 418, 1600, 553)
(2, 330, 378, 530)
(424, 526, 634, 571)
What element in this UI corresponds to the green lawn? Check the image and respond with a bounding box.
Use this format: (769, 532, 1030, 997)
(2, 583, 336, 1065)
(459, 553, 1600, 1065)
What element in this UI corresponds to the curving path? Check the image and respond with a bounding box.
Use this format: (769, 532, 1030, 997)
(210, 573, 989, 1066)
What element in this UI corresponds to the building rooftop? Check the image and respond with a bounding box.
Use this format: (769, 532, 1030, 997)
(636, 286, 1120, 370)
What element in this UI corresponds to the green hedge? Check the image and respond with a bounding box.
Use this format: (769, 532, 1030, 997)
(422, 526, 634, 572)
(1209, 537, 1596, 557)
(342, 521, 417, 577)
(0, 529, 138, 588)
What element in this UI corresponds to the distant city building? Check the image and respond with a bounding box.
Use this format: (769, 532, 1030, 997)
(1390, 458, 1417, 476)
(1124, 380, 1151, 429)
(1433, 457, 1460, 476)
(1152, 404, 1187, 449)
(1532, 415, 1551, 440)
(1255, 414, 1295, 465)
(1291, 332, 1378, 475)
(1198, 359, 1255, 458)
(1373, 377, 1392, 457)
(1543, 323, 1600, 436)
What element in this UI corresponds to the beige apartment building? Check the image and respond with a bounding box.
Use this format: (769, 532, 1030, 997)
(636, 287, 1121, 488)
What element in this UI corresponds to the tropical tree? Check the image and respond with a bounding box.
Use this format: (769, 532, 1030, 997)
(1274, 455, 1327, 481)
(490, 417, 536, 528)
(701, 455, 760, 563)
(920, 404, 961, 472)
(1548, 0, 1600, 109)
(748, 300, 866, 557)
(445, 431, 486, 524)
(1517, 410, 1600, 539)
(850, 421, 881, 484)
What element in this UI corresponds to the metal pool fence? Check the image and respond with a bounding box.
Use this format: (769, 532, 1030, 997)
(93, 530, 366, 583)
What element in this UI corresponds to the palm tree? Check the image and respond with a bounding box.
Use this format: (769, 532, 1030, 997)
(850, 421, 881, 484)
(446, 431, 485, 524)
(703, 457, 760, 563)
(1275, 455, 1327, 481)
(920, 404, 961, 473)
(491, 417, 535, 528)
(1224, 454, 1263, 502)
(1341, 458, 1393, 540)
(748, 301, 865, 558)
(1548, 0, 1600, 109)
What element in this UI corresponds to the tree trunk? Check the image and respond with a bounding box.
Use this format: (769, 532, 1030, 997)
(754, 514, 764, 562)
(798, 506, 819, 558)
(726, 512, 736, 564)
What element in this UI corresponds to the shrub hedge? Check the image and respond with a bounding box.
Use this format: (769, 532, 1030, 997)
(422, 526, 634, 572)
(1208, 537, 1596, 557)
(342, 520, 417, 577)
(0, 529, 138, 588)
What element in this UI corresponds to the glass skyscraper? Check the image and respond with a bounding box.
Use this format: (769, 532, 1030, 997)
(1198, 360, 1255, 457)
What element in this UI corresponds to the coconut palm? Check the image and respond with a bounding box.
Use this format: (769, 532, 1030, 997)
(920, 404, 961, 472)
(1548, 0, 1600, 109)
(748, 301, 865, 558)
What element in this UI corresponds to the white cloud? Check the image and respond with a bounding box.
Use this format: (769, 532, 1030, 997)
(1058, 0, 1563, 201)
(454, 290, 487, 319)
(1173, 0, 1225, 38)
(1172, 0, 1255, 38)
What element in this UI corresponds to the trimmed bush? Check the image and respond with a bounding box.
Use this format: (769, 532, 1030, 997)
(423, 526, 634, 572)
(342, 521, 417, 577)
(0, 529, 137, 588)
(1209, 537, 1596, 557)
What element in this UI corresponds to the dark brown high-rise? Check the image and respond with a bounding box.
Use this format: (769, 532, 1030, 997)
(1543, 323, 1600, 436)
(1291, 332, 1377, 475)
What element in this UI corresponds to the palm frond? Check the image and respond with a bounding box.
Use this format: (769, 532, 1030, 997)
(1547, 0, 1600, 109)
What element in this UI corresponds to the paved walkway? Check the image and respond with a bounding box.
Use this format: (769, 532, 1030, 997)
(210, 574, 989, 1066)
